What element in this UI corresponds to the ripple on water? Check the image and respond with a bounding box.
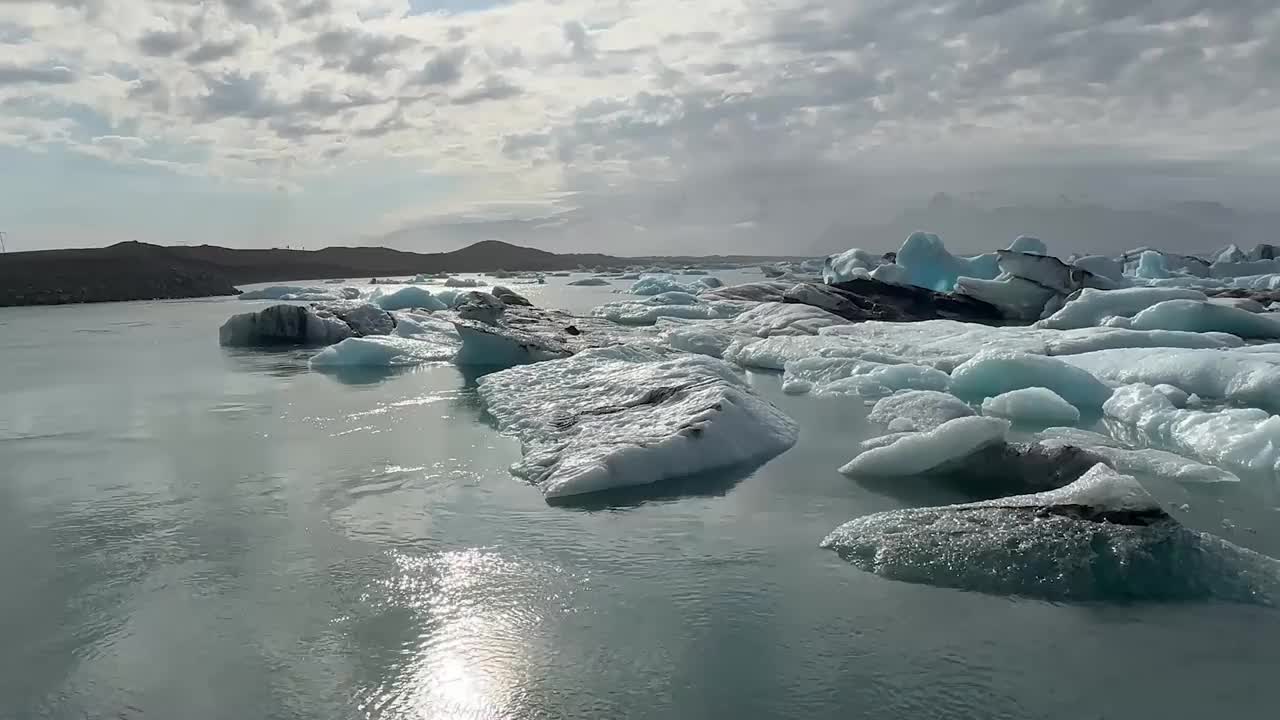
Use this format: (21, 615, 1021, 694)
(351, 548, 583, 720)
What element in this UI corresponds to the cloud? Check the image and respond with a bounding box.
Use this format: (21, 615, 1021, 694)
(0, 63, 75, 85)
(137, 30, 189, 57)
(2, 0, 1279, 252)
(451, 75, 522, 105)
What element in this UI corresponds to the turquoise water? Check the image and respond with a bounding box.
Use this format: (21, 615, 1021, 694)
(3, 278, 1280, 719)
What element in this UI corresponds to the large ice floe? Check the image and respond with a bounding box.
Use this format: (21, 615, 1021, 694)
(981, 387, 1081, 426)
(220, 302, 395, 347)
(476, 347, 799, 499)
(371, 286, 449, 312)
(839, 416, 1011, 477)
(822, 463, 1280, 603)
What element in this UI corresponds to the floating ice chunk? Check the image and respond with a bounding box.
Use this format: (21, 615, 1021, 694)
(838, 416, 1010, 477)
(629, 274, 696, 296)
(239, 285, 339, 301)
(568, 278, 612, 286)
(895, 232, 1000, 292)
(1045, 327, 1241, 354)
(1037, 428, 1239, 484)
(701, 282, 792, 303)
(732, 302, 850, 336)
(392, 312, 462, 343)
(821, 463, 1280, 602)
(680, 268, 709, 275)
(444, 276, 484, 288)
(954, 275, 1057, 321)
(981, 387, 1081, 426)
(662, 324, 736, 358)
(1210, 259, 1280, 279)
(1072, 255, 1125, 282)
(783, 357, 951, 397)
(593, 299, 752, 325)
(1128, 299, 1280, 338)
(823, 248, 886, 284)
(219, 304, 352, 346)
(1134, 250, 1172, 279)
(373, 286, 448, 312)
(1006, 235, 1047, 255)
(330, 302, 396, 336)
(869, 263, 906, 285)
(949, 351, 1112, 410)
(1064, 347, 1280, 410)
(1207, 296, 1267, 313)
(642, 291, 701, 305)
(309, 336, 455, 368)
(1036, 287, 1208, 330)
(456, 291, 506, 324)
(491, 286, 533, 306)
(477, 349, 798, 499)
(1104, 384, 1280, 475)
(868, 390, 975, 432)
(698, 276, 723, 288)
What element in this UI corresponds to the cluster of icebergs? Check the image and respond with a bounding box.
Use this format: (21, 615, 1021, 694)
(219, 233, 1280, 604)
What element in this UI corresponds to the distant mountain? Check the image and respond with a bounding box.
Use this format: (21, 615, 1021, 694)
(814, 201, 1280, 257)
(0, 239, 802, 307)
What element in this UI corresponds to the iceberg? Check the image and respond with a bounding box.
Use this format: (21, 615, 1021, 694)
(592, 298, 752, 326)
(239, 285, 343, 301)
(1036, 287, 1208, 330)
(568, 278, 612, 286)
(659, 303, 848, 359)
(629, 275, 697, 296)
(698, 276, 723, 288)
(782, 356, 951, 397)
(949, 351, 1113, 410)
(451, 306, 655, 369)
(823, 248, 887, 284)
(309, 335, 457, 368)
(1037, 428, 1239, 484)
(1103, 384, 1280, 476)
(372, 286, 448, 312)
(981, 387, 1081, 426)
(867, 390, 975, 432)
(219, 304, 352, 347)
(1063, 347, 1280, 411)
(954, 275, 1057, 321)
(1134, 250, 1172, 279)
(821, 463, 1280, 603)
(476, 348, 799, 499)
(838, 416, 1010, 477)
(894, 232, 1000, 292)
(1072, 254, 1125, 282)
(1128, 299, 1280, 338)
(491, 286, 533, 307)
(444, 276, 485, 288)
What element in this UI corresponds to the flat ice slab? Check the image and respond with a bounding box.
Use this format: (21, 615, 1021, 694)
(477, 348, 799, 499)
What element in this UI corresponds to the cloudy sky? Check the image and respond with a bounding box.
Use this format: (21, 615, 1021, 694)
(1, 0, 1278, 255)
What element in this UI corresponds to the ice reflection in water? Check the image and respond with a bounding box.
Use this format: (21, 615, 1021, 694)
(355, 549, 579, 719)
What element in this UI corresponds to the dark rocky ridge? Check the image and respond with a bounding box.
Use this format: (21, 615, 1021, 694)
(0, 240, 802, 307)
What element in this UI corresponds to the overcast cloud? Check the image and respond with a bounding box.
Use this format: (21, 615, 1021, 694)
(0, 0, 1278, 254)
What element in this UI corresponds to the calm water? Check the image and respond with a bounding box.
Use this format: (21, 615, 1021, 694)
(3, 276, 1280, 720)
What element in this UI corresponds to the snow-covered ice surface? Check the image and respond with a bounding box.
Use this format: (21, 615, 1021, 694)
(782, 356, 951, 397)
(1129, 299, 1280, 338)
(821, 464, 1280, 603)
(867, 390, 975, 432)
(1063, 348, 1280, 410)
(476, 348, 799, 499)
(981, 387, 1081, 426)
(1037, 287, 1209, 330)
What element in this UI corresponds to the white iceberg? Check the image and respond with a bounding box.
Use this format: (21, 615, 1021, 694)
(444, 276, 484, 288)
(949, 351, 1113, 410)
(477, 348, 799, 499)
(838, 416, 1011, 477)
(629, 274, 697, 296)
(981, 387, 1081, 426)
(1063, 347, 1280, 411)
(1072, 254, 1125, 282)
(592, 298, 752, 325)
(239, 285, 342, 301)
(782, 357, 951, 397)
(1036, 287, 1208, 330)
(823, 248, 887, 284)
(309, 335, 457, 368)
(1037, 428, 1239, 484)
(867, 390, 975, 432)
(1128, 299, 1280, 338)
(1103, 384, 1280, 476)
(372, 286, 448, 312)
(1133, 250, 1173, 279)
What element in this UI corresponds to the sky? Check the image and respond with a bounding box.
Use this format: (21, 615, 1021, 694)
(1, 0, 1278, 256)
